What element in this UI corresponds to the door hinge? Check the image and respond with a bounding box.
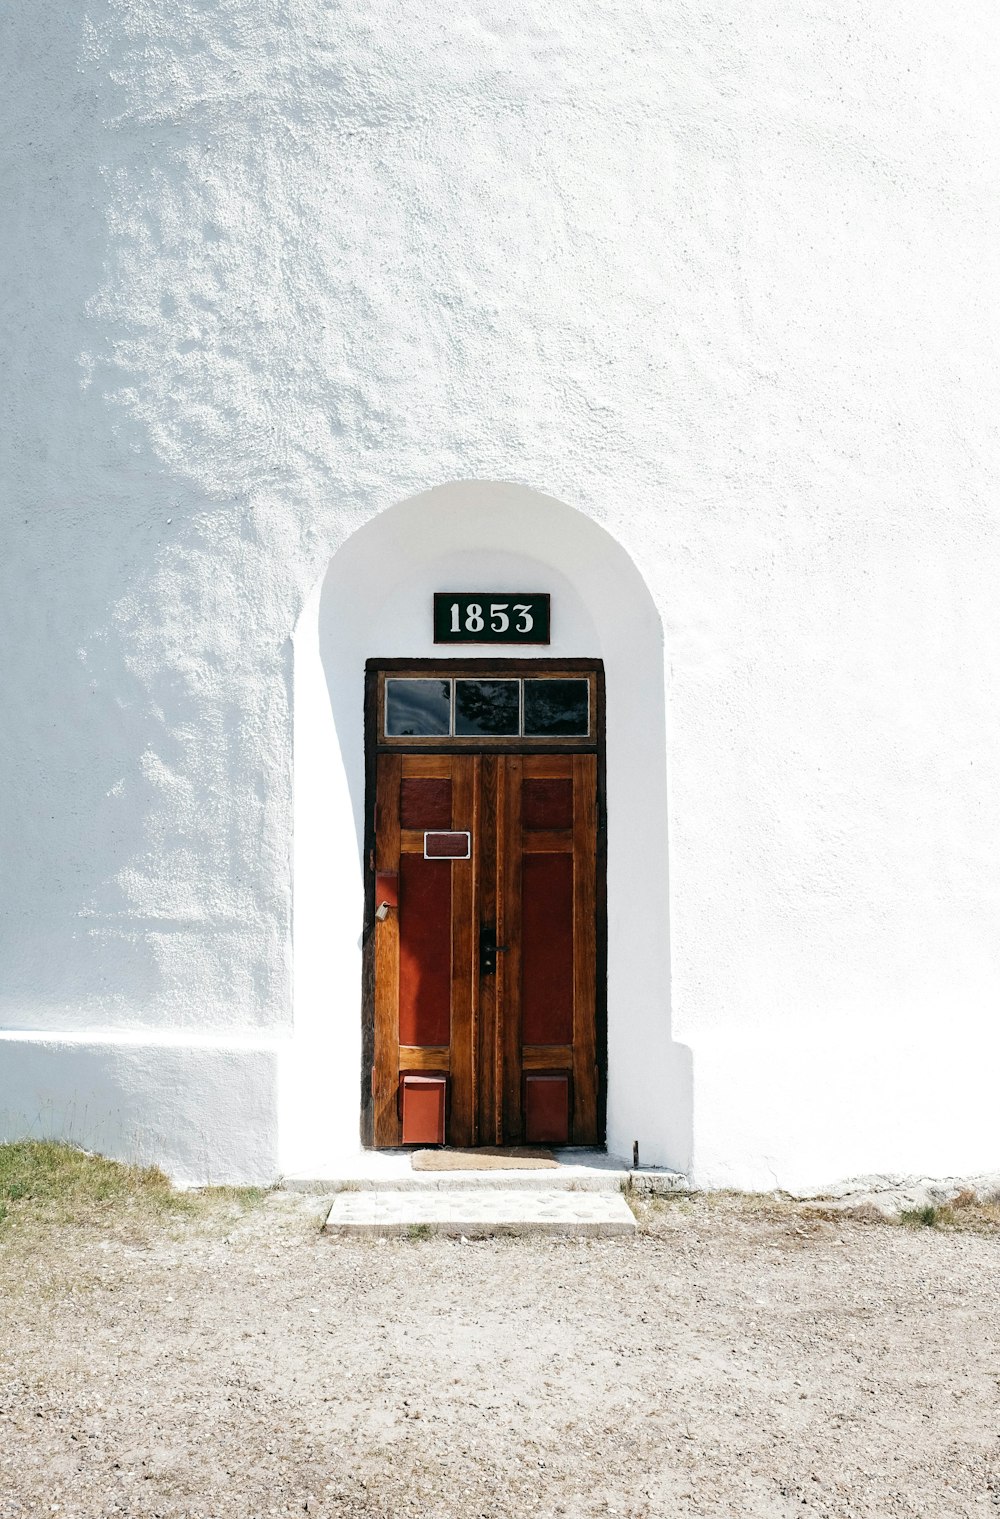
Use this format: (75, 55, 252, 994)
(371, 1065, 376, 1097)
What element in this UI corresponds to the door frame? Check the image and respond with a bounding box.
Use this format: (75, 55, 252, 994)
(360, 656, 608, 1148)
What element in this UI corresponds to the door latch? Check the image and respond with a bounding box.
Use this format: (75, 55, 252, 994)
(479, 924, 508, 977)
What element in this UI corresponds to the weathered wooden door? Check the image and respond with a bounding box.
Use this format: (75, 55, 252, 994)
(371, 752, 598, 1147)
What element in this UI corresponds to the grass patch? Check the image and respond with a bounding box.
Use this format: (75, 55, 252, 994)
(897, 1192, 1000, 1235)
(632, 1187, 1000, 1238)
(0, 1140, 181, 1211)
(900, 1205, 939, 1228)
(0, 1141, 266, 1244)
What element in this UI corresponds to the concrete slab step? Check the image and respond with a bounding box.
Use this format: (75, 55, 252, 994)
(305, 1170, 685, 1195)
(323, 1187, 637, 1238)
(286, 1149, 687, 1196)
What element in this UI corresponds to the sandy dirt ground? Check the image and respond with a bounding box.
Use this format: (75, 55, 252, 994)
(2, 1192, 999, 1519)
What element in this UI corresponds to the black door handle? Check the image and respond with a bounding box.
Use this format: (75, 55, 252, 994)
(479, 925, 508, 977)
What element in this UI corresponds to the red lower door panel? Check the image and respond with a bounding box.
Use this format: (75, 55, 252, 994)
(524, 1073, 570, 1144)
(400, 1075, 447, 1144)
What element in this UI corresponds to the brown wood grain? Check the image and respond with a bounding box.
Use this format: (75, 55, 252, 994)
(475, 754, 499, 1144)
(521, 830, 574, 854)
(373, 753, 402, 1146)
(500, 754, 524, 1142)
(398, 1045, 451, 1071)
(401, 754, 455, 776)
(571, 753, 599, 1143)
(520, 1044, 573, 1069)
(379, 735, 594, 752)
(522, 754, 576, 779)
(448, 757, 477, 1146)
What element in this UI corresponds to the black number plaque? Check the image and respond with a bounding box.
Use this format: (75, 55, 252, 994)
(433, 593, 550, 645)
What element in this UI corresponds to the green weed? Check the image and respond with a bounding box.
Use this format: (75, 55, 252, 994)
(0, 1140, 266, 1245)
(900, 1205, 939, 1228)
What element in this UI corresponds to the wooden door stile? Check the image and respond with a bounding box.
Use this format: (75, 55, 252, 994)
(448, 757, 477, 1145)
(572, 753, 599, 1142)
(373, 752, 402, 1145)
(500, 754, 524, 1142)
(474, 755, 499, 1144)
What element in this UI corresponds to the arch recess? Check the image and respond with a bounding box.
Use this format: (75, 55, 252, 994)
(281, 482, 691, 1175)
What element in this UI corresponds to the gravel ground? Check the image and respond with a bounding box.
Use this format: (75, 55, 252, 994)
(2, 1191, 999, 1518)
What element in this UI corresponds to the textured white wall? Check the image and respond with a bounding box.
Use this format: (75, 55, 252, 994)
(2, 3, 999, 1184)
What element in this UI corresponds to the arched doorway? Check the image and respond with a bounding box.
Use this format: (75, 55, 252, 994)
(283, 482, 691, 1174)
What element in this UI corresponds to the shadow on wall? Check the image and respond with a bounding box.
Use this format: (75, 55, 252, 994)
(303, 482, 693, 1173)
(0, 1039, 280, 1187)
(1, 7, 293, 1035)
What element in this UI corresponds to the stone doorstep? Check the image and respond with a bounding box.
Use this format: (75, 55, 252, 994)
(323, 1187, 637, 1238)
(284, 1151, 688, 1197)
(318, 1169, 685, 1195)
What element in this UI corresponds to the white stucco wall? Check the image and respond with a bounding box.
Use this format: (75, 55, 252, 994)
(2, 3, 999, 1186)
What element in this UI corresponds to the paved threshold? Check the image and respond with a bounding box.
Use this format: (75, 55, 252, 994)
(323, 1187, 637, 1238)
(286, 1149, 686, 1196)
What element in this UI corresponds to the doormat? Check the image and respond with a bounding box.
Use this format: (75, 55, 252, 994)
(411, 1147, 558, 1171)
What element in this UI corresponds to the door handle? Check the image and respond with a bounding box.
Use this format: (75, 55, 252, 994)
(478, 925, 508, 977)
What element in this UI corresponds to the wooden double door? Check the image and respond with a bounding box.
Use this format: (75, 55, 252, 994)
(371, 751, 599, 1147)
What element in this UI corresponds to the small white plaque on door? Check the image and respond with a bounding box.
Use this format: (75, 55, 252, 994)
(423, 831, 471, 860)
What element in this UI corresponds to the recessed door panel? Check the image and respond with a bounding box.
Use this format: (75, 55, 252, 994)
(520, 853, 574, 1045)
(400, 777, 452, 829)
(522, 778, 574, 830)
(398, 855, 452, 1046)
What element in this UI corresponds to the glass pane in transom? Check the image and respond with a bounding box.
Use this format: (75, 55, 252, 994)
(454, 679, 520, 736)
(523, 679, 589, 736)
(385, 678, 452, 736)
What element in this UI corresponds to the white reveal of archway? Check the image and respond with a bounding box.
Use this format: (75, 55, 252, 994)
(281, 482, 692, 1176)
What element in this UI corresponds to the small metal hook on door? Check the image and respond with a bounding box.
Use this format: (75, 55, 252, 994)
(374, 871, 399, 924)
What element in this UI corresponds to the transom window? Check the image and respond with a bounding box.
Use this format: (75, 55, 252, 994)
(384, 677, 591, 739)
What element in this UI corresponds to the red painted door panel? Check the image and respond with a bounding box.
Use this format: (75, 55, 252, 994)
(400, 1075, 447, 1144)
(520, 853, 575, 1045)
(397, 855, 452, 1046)
(524, 1073, 571, 1144)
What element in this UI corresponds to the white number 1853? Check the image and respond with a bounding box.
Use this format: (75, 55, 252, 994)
(449, 601, 534, 635)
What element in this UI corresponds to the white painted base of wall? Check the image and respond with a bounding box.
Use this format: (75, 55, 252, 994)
(0, 1030, 281, 1188)
(4, 1015, 1000, 1192)
(690, 1015, 1000, 1194)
